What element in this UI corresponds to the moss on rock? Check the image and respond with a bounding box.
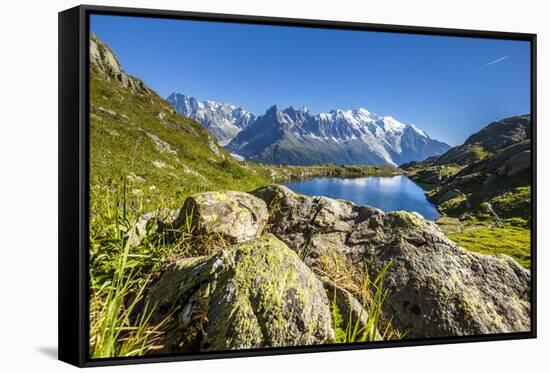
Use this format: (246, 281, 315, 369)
(387, 211, 425, 229)
(145, 234, 334, 353)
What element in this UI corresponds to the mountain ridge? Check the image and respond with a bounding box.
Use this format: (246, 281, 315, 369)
(167, 92, 255, 145)
(226, 104, 451, 166)
(167, 91, 451, 166)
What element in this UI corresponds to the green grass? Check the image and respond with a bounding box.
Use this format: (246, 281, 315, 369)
(491, 186, 531, 220)
(435, 187, 531, 269)
(432, 185, 531, 269)
(89, 236, 169, 358)
(405, 164, 464, 187)
(435, 216, 463, 235)
(472, 145, 491, 159)
(256, 163, 401, 183)
(316, 251, 401, 342)
(330, 261, 396, 343)
(90, 71, 267, 208)
(448, 225, 531, 269)
(437, 194, 468, 215)
(89, 181, 175, 357)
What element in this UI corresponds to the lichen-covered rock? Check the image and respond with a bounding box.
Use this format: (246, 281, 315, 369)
(175, 191, 268, 244)
(251, 184, 380, 266)
(145, 234, 335, 352)
(251, 184, 531, 338)
(367, 213, 530, 337)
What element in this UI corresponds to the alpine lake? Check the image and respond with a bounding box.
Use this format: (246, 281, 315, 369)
(285, 175, 441, 221)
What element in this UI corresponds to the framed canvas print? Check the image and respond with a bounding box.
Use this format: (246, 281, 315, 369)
(58, 5, 537, 367)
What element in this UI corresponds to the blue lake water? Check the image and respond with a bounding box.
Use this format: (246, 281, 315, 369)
(285, 175, 441, 221)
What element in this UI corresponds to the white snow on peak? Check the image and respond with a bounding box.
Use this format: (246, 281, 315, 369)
(167, 92, 256, 145)
(409, 124, 429, 138)
(168, 92, 446, 165)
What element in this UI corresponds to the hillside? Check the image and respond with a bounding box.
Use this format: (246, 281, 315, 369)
(402, 115, 532, 267)
(89, 33, 271, 209)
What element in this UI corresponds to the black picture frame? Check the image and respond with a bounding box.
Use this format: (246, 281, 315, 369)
(59, 4, 537, 368)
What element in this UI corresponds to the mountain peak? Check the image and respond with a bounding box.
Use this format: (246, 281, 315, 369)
(408, 124, 429, 138)
(355, 108, 371, 115)
(266, 105, 279, 114)
(283, 106, 296, 113)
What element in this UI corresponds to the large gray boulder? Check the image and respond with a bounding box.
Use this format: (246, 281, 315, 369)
(145, 234, 335, 352)
(367, 211, 530, 337)
(251, 184, 531, 338)
(175, 191, 269, 244)
(251, 184, 378, 267)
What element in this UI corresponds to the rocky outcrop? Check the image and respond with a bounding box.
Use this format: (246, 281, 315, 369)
(251, 184, 531, 338)
(405, 165, 461, 185)
(250, 184, 381, 267)
(175, 191, 269, 244)
(90, 33, 149, 95)
(426, 140, 531, 217)
(462, 114, 531, 152)
(145, 234, 335, 352)
(498, 149, 531, 177)
(367, 215, 530, 337)
(456, 141, 531, 178)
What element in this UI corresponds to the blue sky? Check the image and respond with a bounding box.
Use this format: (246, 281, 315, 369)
(91, 15, 531, 145)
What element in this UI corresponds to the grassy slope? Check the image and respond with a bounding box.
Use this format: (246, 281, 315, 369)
(406, 140, 532, 268)
(448, 225, 530, 269)
(90, 72, 267, 208)
(443, 185, 531, 268)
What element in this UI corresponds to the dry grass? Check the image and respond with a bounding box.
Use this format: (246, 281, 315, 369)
(314, 252, 403, 341)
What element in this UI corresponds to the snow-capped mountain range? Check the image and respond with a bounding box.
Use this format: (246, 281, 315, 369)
(167, 93, 255, 145)
(167, 92, 450, 166)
